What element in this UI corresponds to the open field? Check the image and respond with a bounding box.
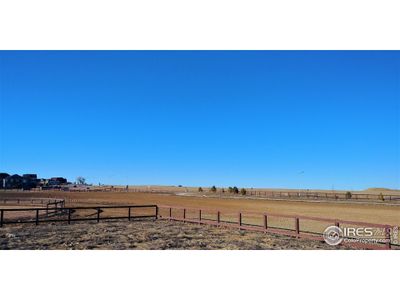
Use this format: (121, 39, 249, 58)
(1, 191, 399, 249)
(91, 185, 400, 195)
(0, 219, 354, 250)
(1, 191, 398, 226)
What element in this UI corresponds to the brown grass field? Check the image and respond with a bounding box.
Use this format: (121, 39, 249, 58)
(1, 190, 399, 250)
(0, 219, 354, 250)
(1, 190, 399, 225)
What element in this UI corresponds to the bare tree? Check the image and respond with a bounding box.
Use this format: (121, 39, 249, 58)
(76, 176, 86, 185)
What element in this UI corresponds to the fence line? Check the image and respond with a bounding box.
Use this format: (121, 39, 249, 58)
(0, 203, 398, 250)
(0, 205, 157, 226)
(3, 188, 399, 201)
(157, 205, 398, 250)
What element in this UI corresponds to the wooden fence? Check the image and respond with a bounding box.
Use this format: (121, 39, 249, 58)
(157, 205, 399, 250)
(0, 203, 398, 250)
(0, 205, 158, 226)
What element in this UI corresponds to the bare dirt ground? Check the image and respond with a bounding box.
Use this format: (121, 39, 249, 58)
(0, 219, 350, 250)
(1, 191, 398, 250)
(1, 191, 398, 226)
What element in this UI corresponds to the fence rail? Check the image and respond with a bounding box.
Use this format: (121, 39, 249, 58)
(0, 205, 157, 226)
(0, 197, 65, 205)
(3, 188, 399, 202)
(0, 203, 398, 250)
(157, 205, 399, 250)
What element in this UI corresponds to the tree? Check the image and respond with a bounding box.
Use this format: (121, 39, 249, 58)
(198, 187, 203, 192)
(76, 176, 86, 185)
(233, 186, 239, 194)
(345, 191, 352, 199)
(240, 188, 247, 195)
(228, 187, 233, 193)
(210, 185, 217, 193)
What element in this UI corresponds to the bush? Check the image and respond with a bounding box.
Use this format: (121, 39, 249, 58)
(228, 187, 233, 193)
(198, 187, 203, 192)
(345, 191, 352, 199)
(210, 185, 217, 193)
(240, 188, 247, 195)
(233, 186, 239, 194)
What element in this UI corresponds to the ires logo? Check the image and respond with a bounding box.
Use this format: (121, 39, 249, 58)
(323, 226, 383, 246)
(342, 227, 373, 237)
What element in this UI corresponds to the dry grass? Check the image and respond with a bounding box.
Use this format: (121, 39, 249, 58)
(0, 219, 351, 250)
(1, 191, 398, 250)
(1, 191, 398, 226)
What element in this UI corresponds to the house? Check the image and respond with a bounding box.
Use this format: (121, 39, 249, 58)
(22, 174, 38, 189)
(23, 174, 37, 180)
(4, 174, 23, 189)
(0, 173, 10, 188)
(1, 172, 68, 189)
(48, 177, 67, 186)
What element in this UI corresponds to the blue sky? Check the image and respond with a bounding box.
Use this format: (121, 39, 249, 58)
(0, 51, 399, 190)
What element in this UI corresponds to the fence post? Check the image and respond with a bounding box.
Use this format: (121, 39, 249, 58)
(36, 209, 39, 225)
(264, 214, 268, 232)
(68, 208, 71, 224)
(217, 211, 220, 224)
(155, 206, 158, 220)
(169, 207, 172, 220)
(128, 207, 131, 221)
(183, 208, 186, 222)
(238, 212, 242, 230)
(385, 226, 391, 250)
(97, 208, 100, 223)
(0, 210, 3, 227)
(335, 221, 340, 228)
(199, 209, 202, 224)
(295, 217, 300, 236)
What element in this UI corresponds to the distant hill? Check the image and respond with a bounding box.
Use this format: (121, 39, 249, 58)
(364, 188, 400, 193)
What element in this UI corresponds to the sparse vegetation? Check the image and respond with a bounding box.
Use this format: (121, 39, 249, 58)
(198, 187, 203, 192)
(233, 186, 239, 194)
(0, 220, 342, 250)
(240, 188, 247, 195)
(345, 191, 352, 199)
(228, 187, 233, 193)
(210, 186, 217, 193)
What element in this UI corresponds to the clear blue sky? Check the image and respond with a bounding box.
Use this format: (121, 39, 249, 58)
(0, 51, 399, 190)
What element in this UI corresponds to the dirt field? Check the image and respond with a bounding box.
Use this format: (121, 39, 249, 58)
(1, 191, 398, 226)
(0, 219, 353, 250)
(1, 191, 399, 249)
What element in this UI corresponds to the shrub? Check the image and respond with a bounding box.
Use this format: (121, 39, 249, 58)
(240, 188, 247, 195)
(198, 187, 203, 192)
(345, 191, 352, 199)
(233, 186, 239, 194)
(228, 187, 233, 193)
(210, 185, 217, 193)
